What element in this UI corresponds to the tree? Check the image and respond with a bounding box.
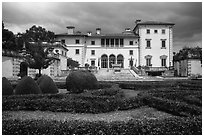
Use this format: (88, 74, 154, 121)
(17, 25, 56, 76)
(173, 47, 202, 61)
(67, 58, 80, 69)
(23, 42, 56, 76)
(2, 22, 20, 50)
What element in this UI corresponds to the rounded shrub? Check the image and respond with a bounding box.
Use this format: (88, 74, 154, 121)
(66, 70, 98, 93)
(36, 75, 59, 94)
(15, 76, 42, 95)
(2, 77, 13, 95)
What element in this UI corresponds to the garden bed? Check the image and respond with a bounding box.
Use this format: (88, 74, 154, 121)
(3, 79, 202, 135)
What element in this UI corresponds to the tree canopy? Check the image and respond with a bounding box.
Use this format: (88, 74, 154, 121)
(17, 25, 56, 76)
(2, 22, 20, 50)
(174, 47, 202, 61)
(67, 58, 80, 68)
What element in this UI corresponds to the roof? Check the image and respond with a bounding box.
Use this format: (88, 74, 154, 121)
(89, 32, 139, 38)
(55, 33, 87, 37)
(133, 21, 175, 31)
(55, 32, 139, 38)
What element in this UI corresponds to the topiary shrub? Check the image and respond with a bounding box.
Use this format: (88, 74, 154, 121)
(66, 70, 98, 93)
(36, 75, 58, 94)
(15, 76, 42, 95)
(2, 77, 13, 95)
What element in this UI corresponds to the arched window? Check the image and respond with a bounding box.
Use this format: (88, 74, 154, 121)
(101, 54, 108, 68)
(117, 54, 124, 68)
(109, 54, 116, 68)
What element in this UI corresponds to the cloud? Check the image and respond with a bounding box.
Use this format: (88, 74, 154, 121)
(2, 2, 202, 52)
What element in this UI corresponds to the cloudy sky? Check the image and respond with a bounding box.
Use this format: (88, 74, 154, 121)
(2, 2, 202, 52)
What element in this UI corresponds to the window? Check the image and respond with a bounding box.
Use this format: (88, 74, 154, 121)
(146, 58, 151, 66)
(129, 41, 133, 45)
(120, 39, 124, 47)
(129, 50, 133, 55)
(146, 29, 150, 34)
(106, 39, 109, 47)
(161, 58, 166, 67)
(115, 39, 119, 47)
(91, 60, 95, 66)
(91, 41, 95, 45)
(154, 30, 158, 33)
(61, 39, 65, 44)
(62, 50, 64, 56)
(91, 50, 95, 55)
(101, 39, 105, 47)
(162, 29, 165, 34)
(161, 40, 166, 48)
(111, 39, 114, 47)
(146, 40, 151, 48)
(75, 49, 79, 55)
(76, 39, 80, 44)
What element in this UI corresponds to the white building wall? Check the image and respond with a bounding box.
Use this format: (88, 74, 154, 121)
(188, 59, 202, 75)
(2, 56, 13, 78)
(138, 25, 173, 67)
(85, 37, 139, 69)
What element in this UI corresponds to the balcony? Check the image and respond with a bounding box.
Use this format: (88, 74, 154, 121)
(145, 67, 168, 72)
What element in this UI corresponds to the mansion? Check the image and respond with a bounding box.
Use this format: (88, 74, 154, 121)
(2, 20, 175, 78)
(55, 20, 175, 70)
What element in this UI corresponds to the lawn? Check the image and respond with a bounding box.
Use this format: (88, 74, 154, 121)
(2, 79, 202, 135)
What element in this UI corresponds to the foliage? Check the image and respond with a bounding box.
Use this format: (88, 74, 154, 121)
(15, 76, 42, 95)
(173, 47, 202, 61)
(22, 42, 56, 75)
(143, 95, 201, 117)
(2, 88, 144, 113)
(66, 70, 98, 93)
(2, 116, 202, 135)
(16, 25, 56, 75)
(2, 77, 13, 95)
(67, 58, 80, 68)
(36, 75, 59, 94)
(18, 25, 55, 43)
(2, 22, 20, 50)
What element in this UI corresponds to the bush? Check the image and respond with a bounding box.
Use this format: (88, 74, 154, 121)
(15, 76, 42, 95)
(66, 70, 98, 93)
(2, 116, 202, 135)
(2, 77, 13, 95)
(143, 96, 202, 116)
(36, 75, 58, 94)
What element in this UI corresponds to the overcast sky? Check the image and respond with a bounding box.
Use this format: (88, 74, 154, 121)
(2, 2, 202, 52)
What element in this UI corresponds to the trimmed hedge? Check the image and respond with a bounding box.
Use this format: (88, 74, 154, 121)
(143, 95, 202, 117)
(15, 76, 42, 95)
(66, 70, 98, 93)
(36, 75, 59, 94)
(2, 92, 145, 113)
(2, 77, 13, 95)
(2, 116, 201, 135)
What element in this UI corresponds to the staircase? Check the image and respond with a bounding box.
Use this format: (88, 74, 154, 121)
(95, 68, 141, 81)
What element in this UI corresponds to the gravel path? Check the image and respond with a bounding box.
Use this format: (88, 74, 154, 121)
(3, 106, 175, 123)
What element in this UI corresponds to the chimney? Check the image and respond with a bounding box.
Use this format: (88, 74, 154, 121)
(125, 28, 131, 32)
(66, 26, 75, 35)
(96, 28, 101, 35)
(135, 19, 141, 25)
(87, 31, 92, 36)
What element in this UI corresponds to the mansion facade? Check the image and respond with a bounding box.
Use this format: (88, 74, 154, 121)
(55, 20, 175, 70)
